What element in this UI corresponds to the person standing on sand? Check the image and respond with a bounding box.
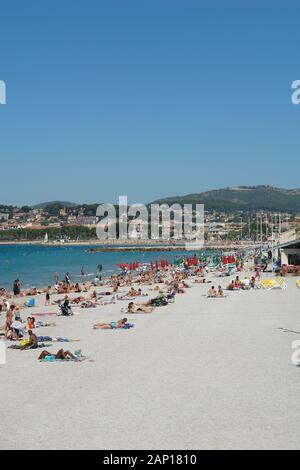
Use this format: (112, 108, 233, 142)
(65, 272, 71, 286)
(4, 306, 14, 336)
(13, 279, 21, 296)
(54, 272, 59, 284)
(45, 286, 51, 306)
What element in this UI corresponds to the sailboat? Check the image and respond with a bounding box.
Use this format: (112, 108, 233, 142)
(44, 232, 48, 243)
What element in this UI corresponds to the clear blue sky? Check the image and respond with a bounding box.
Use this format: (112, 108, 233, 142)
(0, 0, 299, 206)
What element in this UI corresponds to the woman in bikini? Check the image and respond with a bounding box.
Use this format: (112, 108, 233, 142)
(93, 318, 128, 330)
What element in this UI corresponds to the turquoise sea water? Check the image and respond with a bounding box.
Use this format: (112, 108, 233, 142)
(0, 244, 214, 289)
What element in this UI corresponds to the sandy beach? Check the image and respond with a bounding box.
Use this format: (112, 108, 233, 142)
(1, 271, 300, 450)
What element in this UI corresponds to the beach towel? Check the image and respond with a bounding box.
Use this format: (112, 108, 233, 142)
(123, 323, 134, 329)
(37, 336, 80, 342)
(31, 312, 56, 316)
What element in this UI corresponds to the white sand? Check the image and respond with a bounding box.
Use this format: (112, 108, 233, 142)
(1, 275, 300, 450)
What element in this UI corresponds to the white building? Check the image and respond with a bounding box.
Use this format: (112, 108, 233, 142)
(275, 239, 300, 266)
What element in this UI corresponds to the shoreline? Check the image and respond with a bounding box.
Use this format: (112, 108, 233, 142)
(0, 240, 259, 251)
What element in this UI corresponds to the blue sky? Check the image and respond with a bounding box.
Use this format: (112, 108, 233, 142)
(0, 0, 300, 205)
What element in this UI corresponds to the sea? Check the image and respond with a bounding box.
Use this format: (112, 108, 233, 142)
(0, 244, 220, 289)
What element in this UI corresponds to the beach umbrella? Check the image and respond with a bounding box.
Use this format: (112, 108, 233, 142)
(117, 262, 128, 268)
(155, 260, 159, 269)
(150, 261, 154, 269)
(129, 262, 133, 270)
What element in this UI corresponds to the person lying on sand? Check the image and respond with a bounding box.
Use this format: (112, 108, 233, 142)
(25, 288, 39, 296)
(80, 300, 99, 308)
(93, 318, 128, 329)
(193, 277, 212, 284)
(38, 349, 79, 361)
(118, 287, 142, 300)
(128, 302, 154, 313)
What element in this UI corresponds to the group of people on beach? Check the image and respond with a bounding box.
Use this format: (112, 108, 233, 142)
(1, 251, 266, 361)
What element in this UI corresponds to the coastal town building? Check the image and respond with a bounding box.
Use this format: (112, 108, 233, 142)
(275, 238, 300, 266)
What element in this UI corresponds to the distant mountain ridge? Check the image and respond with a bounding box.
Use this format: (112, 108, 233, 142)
(31, 201, 78, 209)
(4, 186, 300, 213)
(151, 186, 300, 212)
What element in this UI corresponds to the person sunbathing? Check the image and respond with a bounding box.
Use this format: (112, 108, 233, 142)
(25, 288, 38, 296)
(25, 316, 35, 330)
(80, 299, 100, 308)
(207, 286, 217, 297)
(23, 329, 38, 348)
(119, 287, 140, 299)
(216, 285, 224, 297)
(35, 320, 56, 327)
(8, 330, 38, 349)
(241, 278, 250, 289)
(234, 276, 241, 289)
(128, 302, 154, 313)
(194, 277, 212, 284)
(227, 280, 235, 290)
(93, 318, 128, 329)
(38, 349, 78, 361)
(179, 281, 190, 289)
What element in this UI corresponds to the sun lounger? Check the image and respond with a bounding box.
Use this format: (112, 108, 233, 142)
(296, 279, 300, 288)
(260, 279, 287, 290)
